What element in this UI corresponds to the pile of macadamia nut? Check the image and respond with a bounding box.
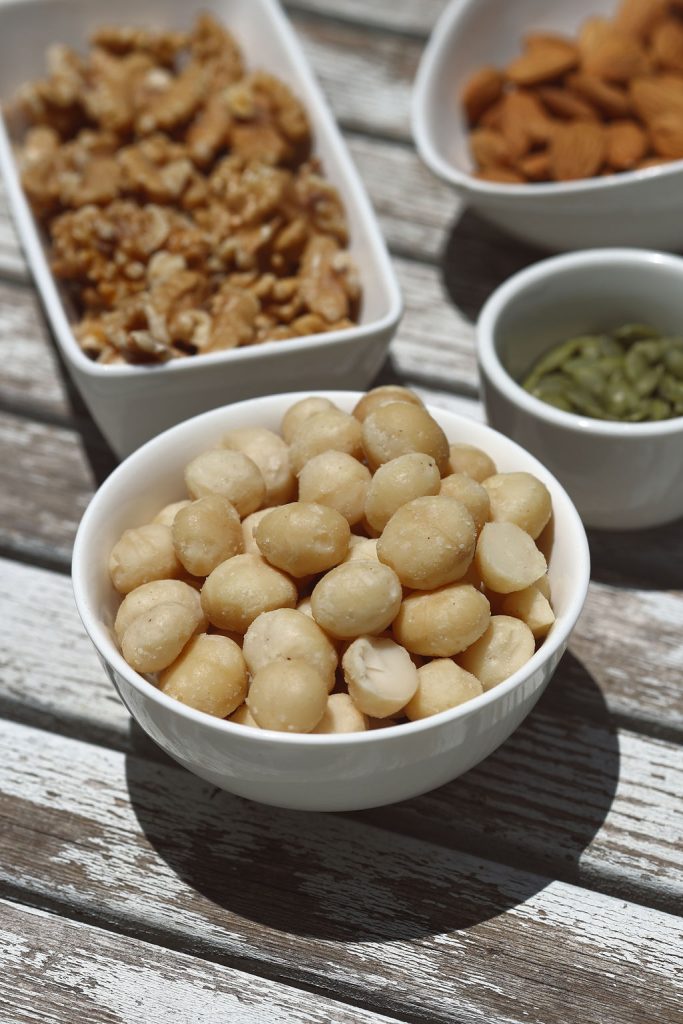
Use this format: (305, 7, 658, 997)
(108, 387, 556, 733)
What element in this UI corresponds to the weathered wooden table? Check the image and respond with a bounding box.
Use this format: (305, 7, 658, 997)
(1, 3, 682, 1022)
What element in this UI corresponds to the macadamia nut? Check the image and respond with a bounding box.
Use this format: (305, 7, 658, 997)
(201, 553, 297, 632)
(109, 523, 181, 595)
(404, 660, 483, 720)
(475, 522, 547, 594)
(159, 634, 248, 717)
(361, 402, 450, 473)
(352, 386, 423, 422)
(114, 579, 207, 642)
(377, 495, 477, 590)
(483, 473, 552, 539)
(229, 703, 259, 727)
(281, 396, 338, 444)
(298, 450, 371, 526)
(501, 585, 555, 639)
(311, 561, 402, 638)
(185, 449, 266, 517)
(247, 659, 328, 732)
(393, 583, 491, 657)
(365, 452, 441, 533)
(440, 473, 490, 534)
(342, 636, 418, 718)
(343, 535, 379, 563)
(457, 615, 535, 690)
(121, 601, 201, 674)
(172, 494, 243, 576)
(313, 692, 368, 733)
(241, 508, 273, 555)
(288, 410, 363, 475)
(448, 443, 497, 482)
(222, 426, 295, 507)
(255, 501, 350, 577)
(152, 500, 191, 527)
(243, 608, 338, 692)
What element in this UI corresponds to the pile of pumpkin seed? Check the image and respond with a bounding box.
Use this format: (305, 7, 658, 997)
(522, 324, 683, 422)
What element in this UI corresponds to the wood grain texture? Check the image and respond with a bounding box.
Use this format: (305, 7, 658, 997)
(0, 281, 70, 417)
(1, 558, 681, 910)
(0, 900, 400, 1024)
(0, 717, 681, 1024)
(286, 0, 447, 35)
(0, 412, 95, 564)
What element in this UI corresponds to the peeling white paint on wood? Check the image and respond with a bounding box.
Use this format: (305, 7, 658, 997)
(0, 717, 681, 1024)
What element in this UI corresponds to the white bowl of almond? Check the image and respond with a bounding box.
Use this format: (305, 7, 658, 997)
(0, 0, 401, 456)
(72, 387, 589, 812)
(412, 0, 683, 250)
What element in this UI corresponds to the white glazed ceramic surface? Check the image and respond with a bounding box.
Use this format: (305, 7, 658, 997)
(0, 0, 402, 457)
(412, 0, 683, 251)
(478, 249, 683, 530)
(72, 392, 590, 812)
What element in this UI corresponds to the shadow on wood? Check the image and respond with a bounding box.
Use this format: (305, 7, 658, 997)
(440, 207, 547, 323)
(125, 650, 620, 940)
(587, 520, 683, 591)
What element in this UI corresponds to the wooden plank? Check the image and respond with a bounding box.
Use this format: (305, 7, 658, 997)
(0, 412, 95, 564)
(0, 281, 71, 418)
(0, 717, 681, 1024)
(0, 899, 399, 1024)
(286, 0, 447, 35)
(2, 558, 681, 909)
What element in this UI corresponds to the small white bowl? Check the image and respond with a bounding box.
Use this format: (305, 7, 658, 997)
(72, 391, 590, 812)
(412, 0, 683, 251)
(478, 249, 683, 531)
(0, 0, 402, 457)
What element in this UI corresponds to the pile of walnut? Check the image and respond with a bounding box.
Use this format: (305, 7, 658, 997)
(462, 0, 683, 183)
(8, 16, 360, 364)
(108, 387, 556, 734)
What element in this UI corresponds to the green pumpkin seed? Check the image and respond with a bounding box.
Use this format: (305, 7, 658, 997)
(648, 398, 671, 420)
(663, 346, 683, 380)
(614, 323, 661, 344)
(659, 373, 683, 404)
(634, 365, 664, 398)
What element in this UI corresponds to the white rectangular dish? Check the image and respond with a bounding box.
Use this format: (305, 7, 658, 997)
(0, 0, 402, 457)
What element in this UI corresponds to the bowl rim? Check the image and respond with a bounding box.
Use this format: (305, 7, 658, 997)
(411, 0, 683, 198)
(72, 390, 591, 747)
(0, 0, 403, 381)
(478, 247, 683, 438)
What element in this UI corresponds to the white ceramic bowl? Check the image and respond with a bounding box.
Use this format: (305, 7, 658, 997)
(412, 0, 683, 251)
(478, 249, 683, 531)
(72, 391, 590, 812)
(0, 0, 401, 457)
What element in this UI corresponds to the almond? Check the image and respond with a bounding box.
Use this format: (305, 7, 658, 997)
(577, 17, 613, 59)
(469, 128, 510, 169)
(537, 86, 599, 120)
(476, 167, 525, 184)
(500, 90, 555, 159)
(506, 41, 578, 87)
(605, 119, 648, 168)
(567, 73, 632, 117)
(649, 111, 683, 157)
(479, 99, 504, 130)
(462, 67, 505, 125)
(651, 18, 683, 73)
(614, 0, 669, 41)
(630, 74, 683, 123)
(549, 121, 606, 180)
(636, 155, 671, 168)
(517, 150, 551, 181)
(582, 33, 650, 83)
(524, 32, 577, 52)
